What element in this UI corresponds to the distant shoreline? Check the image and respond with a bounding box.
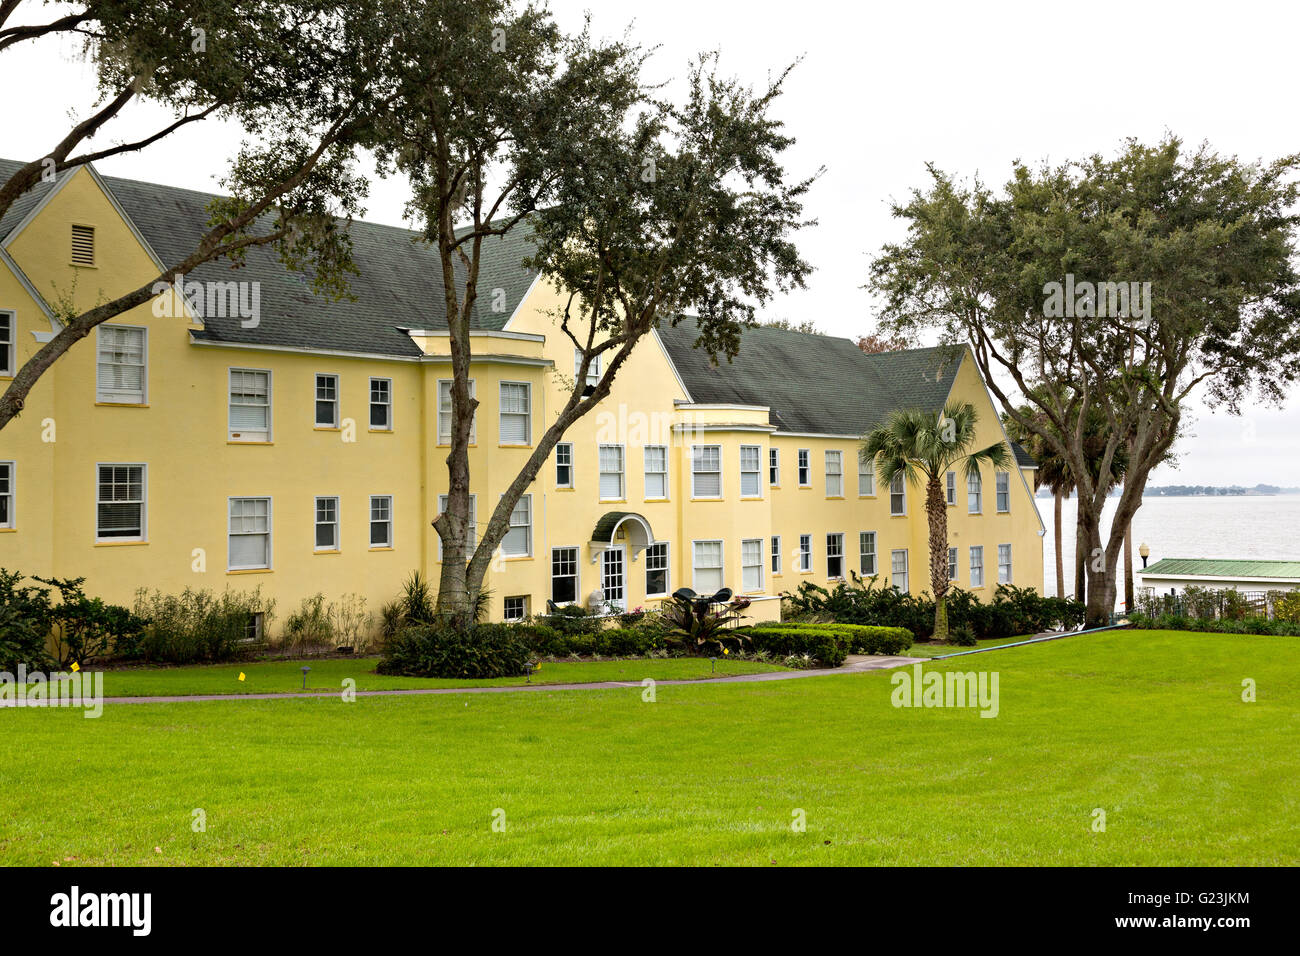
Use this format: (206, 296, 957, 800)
(1036, 486, 1300, 499)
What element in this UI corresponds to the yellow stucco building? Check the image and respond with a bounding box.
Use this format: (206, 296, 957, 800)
(0, 159, 1044, 634)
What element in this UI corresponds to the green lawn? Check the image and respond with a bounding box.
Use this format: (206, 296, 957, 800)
(3, 629, 1296, 865)
(84, 656, 785, 698)
(905, 634, 1037, 658)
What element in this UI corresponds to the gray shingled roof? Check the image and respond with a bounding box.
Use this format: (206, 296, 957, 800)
(1010, 441, 1037, 468)
(656, 318, 964, 436)
(0, 158, 540, 357)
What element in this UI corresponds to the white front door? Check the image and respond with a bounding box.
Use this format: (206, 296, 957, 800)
(602, 546, 626, 611)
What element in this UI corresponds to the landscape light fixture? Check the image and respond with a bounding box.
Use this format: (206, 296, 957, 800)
(301, 665, 311, 690)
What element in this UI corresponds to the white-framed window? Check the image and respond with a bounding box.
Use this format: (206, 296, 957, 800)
(437, 379, 476, 443)
(96, 463, 145, 541)
(996, 471, 1011, 512)
(598, 444, 625, 500)
(741, 538, 763, 592)
(798, 533, 812, 573)
(890, 472, 906, 515)
(315, 496, 339, 551)
(229, 368, 271, 441)
(96, 325, 146, 404)
(370, 495, 393, 548)
(948, 546, 958, 581)
(502, 494, 532, 557)
(504, 596, 527, 621)
(0, 461, 12, 529)
(437, 494, 477, 557)
(859, 531, 877, 575)
(968, 471, 983, 513)
(797, 448, 810, 486)
(891, 548, 909, 592)
(644, 445, 668, 499)
(970, 545, 984, 587)
(858, 455, 875, 496)
(825, 450, 843, 496)
(740, 445, 762, 498)
(555, 442, 574, 488)
(645, 542, 669, 597)
(826, 533, 845, 578)
(499, 381, 530, 444)
(998, 543, 1013, 583)
(551, 547, 579, 604)
(71, 223, 95, 265)
(228, 497, 271, 570)
(769, 447, 780, 485)
(369, 377, 392, 430)
(946, 471, 957, 506)
(0, 309, 14, 376)
(692, 539, 724, 594)
(771, 535, 781, 574)
(691, 444, 722, 498)
(573, 349, 601, 388)
(314, 374, 339, 427)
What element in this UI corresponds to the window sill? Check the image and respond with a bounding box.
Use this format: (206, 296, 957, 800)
(643, 497, 670, 503)
(228, 568, 272, 575)
(498, 443, 532, 449)
(600, 498, 628, 504)
(94, 540, 147, 547)
(689, 497, 723, 502)
(368, 546, 394, 552)
(858, 494, 876, 499)
(95, 402, 149, 408)
(797, 485, 811, 490)
(436, 443, 479, 448)
(314, 549, 341, 555)
(368, 428, 394, 434)
(0, 527, 15, 533)
(314, 426, 341, 432)
(228, 440, 273, 445)
(503, 555, 533, 562)
(740, 496, 764, 501)
(826, 495, 845, 500)
(555, 487, 576, 492)
(890, 513, 907, 518)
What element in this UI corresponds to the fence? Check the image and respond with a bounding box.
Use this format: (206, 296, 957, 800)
(1134, 587, 1282, 621)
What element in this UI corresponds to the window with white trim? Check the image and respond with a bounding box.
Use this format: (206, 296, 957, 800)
(502, 494, 531, 556)
(890, 473, 905, 515)
(499, 382, 530, 444)
(740, 445, 762, 497)
(741, 538, 763, 592)
(96, 325, 146, 404)
(996, 471, 1010, 512)
(970, 546, 984, 586)
(825, 450, 843, 497)
(946, 471, 957, 506)
(968, 471, 983, 513)
(437, 494, 476, 557)
(573, 349, 600, 388)
(229, 368, 271, 441)
(645, 542, 669, 596)
(644, 445, 668, 499)
(771, 535, 781, 574)
(96, 464, 145, 541)
(552, 547, 579, 603)
(948, 546, 958, 581)
(692, 444, 722, 498)
(369, 377, 392, 430)
(797, 448, 810, 486)
(598, 444, 625, 500)
(998, 543, 1013, 583)
(0, 310, 13, 376)
(370, 495, 393, 548)
(826, 533, 845, 578)
(437, 379, 476, 443)
(693, 540, 724, 594)
(0, 461, 12, 528)
(769, 447, 780, 485)
(555, 442, 573, 488)
(798, 533, 812, 573)
(859, 531, 877, 575)
(315, 374, 338, 427)
(891, 548, 909, 592)
(228, 497, 271, 570)
(858, 455, 874, 496)
(315, 496, 339, 551)
(504, 596, 527, 621)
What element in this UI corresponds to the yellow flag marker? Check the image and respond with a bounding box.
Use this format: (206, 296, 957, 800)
(238, 672, 246, 682)
(70, 661, 80, 672)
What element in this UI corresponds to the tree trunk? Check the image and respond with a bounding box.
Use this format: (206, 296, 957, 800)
(1123, 518, 1134, 614)
(1054, 490, 1065, 599)
(1074, 500, 1087, 601)
(925, 473, 950, 642)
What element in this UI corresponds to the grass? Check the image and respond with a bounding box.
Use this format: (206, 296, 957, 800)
(905, 634, 1036, 658)
(3, 629, 1297, 866)
(81, 656, 786, 698)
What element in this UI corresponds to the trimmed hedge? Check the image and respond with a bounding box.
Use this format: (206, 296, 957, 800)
(1126, 613, 1300, 636)
(760, 621, 913, 655)
(739, 626, 847, 667)
(508, 623, 666, 658)
(378, 623, 531, 679)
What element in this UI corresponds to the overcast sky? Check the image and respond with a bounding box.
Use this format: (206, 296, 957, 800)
(5, 0, 1298, 485)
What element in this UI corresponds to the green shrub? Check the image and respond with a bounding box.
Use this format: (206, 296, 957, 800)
(131, 586, 274, 664)
(950, 624, 978, 646)
(1126, 613, 1300, 636)
(536, 603, 603, 636)
(1275, 591, 1300, 624)
(0, 569, 56, 670)
(596, 627, 665, 657)
(0, 572, 146, 667)
(283, 593, 335, 654)
(763, 620, 913, 655)
(741, 626, 846, 667)
(378, 622, 531, 679)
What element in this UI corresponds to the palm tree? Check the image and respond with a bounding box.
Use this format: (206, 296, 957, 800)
(862, 401, 1011, 643)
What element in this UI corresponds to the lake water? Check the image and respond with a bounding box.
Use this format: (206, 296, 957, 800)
(1033, 494, 1300, 600)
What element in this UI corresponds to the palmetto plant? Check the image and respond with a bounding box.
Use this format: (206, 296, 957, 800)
(861, 401, 1011, 643)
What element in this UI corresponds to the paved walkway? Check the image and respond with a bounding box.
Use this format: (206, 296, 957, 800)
(70, 654, 929, 706)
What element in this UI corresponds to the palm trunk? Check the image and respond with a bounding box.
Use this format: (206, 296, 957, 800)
(925, 474, 950, 642)
(1053, 489, 1065, 599)
(1123, 519, 1134, 614)
(1074, 501, 1087, 602)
